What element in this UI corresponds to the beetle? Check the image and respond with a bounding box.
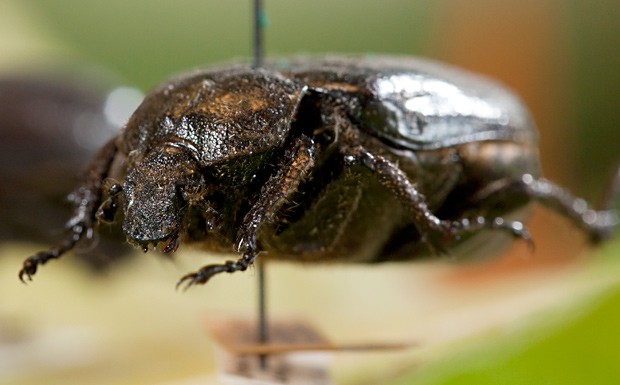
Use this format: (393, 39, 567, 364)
(18, 55, 620, 289)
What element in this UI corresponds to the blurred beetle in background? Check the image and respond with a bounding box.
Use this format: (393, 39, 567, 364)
(0, 73, 141, 270)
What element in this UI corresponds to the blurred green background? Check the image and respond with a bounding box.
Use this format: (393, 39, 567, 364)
(1, 1, 620, 384)
(3, 0, 618, 200)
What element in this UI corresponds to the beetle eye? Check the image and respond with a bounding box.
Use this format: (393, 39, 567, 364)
(96, 198, 117, 223)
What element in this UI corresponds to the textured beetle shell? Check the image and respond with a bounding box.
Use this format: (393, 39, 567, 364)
(119, 67, 307, 165)
(278, 56, 537, 150)
(110, 56, 541, 263)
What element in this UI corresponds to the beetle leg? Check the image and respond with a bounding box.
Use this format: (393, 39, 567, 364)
(19, 138, 118, 283)
(452, 216, 534, 251)
(471, 170, 620, 243)
(176, 136, 317, 289)
(341, 146, 455, 253)
(342, 146, 534, 254)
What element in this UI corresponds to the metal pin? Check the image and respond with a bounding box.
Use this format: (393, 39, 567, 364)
(252, 0, 268, 371)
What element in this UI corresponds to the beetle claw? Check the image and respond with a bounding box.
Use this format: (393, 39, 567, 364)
(18, 253, 47, 283)
(488, 218, 535, 251)
(18, 263, 34, 283)
(508, 222, 535, 252)
(175, 273, 199, 291)
(176, 263, 230, 290)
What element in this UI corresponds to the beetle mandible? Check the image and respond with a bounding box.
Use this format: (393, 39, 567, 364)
(19, 55, 620, 289)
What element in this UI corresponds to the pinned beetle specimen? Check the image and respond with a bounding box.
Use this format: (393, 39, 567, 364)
(19, 56, 620, 289)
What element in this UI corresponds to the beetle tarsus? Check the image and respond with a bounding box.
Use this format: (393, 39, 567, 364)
(176, 258, 252, 290)
(519, 175, 618, 243)
(18, 138, 118, 282)
(422, 217, 533, 256)
(457, 216, 534, 251)
(19, 219, 92, 283)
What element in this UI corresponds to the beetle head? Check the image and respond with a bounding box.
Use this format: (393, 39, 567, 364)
(121, 144, 201, 253)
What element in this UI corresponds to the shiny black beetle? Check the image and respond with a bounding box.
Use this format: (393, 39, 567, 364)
(19, 55, 620, 289)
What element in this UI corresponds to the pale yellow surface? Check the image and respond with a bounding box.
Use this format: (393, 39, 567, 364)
(2, 236, 619, 384)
